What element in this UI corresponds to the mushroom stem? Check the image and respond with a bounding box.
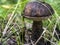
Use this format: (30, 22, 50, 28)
(31, 21, 44, 44)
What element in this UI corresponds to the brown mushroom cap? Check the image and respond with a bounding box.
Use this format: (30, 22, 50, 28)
(23, 2, 54, 21)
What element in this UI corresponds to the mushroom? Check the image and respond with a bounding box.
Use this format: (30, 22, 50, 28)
(23, 2, 54, 45)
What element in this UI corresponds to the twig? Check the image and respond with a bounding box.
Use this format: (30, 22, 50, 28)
(3, 0, 20, 36)
(34, 27, 47, 45)
(51, 17, 60, 41)
(43, 37, 57, 45)
(3, 14, 17, 36)
(30, 40, 35, 45)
